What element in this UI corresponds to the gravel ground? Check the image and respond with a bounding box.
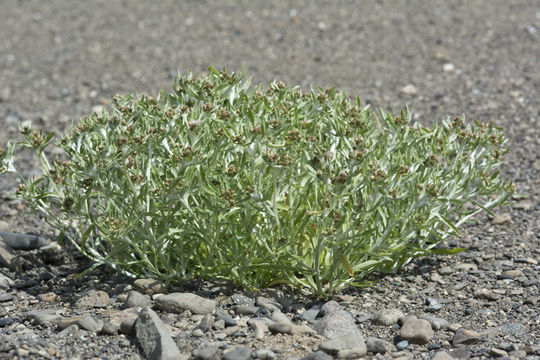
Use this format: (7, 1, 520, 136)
(0, 1, 539, 359)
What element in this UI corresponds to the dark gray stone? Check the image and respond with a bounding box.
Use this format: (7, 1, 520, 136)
(135, 306, 184, 360)
(222, 346, 251, 360)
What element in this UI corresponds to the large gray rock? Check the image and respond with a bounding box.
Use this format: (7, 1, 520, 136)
(0, 231, 47, 250)
(135, 306, 186, 360)
(373, 308, 404, 326)
(154, 293, 217, 314)
(399, 315, 434, 345)
(319, 334, 367, 358)
(314, 309, 362, 339)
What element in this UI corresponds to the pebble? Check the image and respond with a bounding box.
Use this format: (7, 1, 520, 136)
(233, 305, 260, 316)
(57, 315, 103, 333)
(256, 296, 282, 312)
(222, 346, 252, 360)
(491, 213, 512, 225)
(373, 308, 404, 326)
(452, 329, 481, 346)
(231, 293, 255, 306)
(490, 348, 509, 357)
(395, 340, 408, 350)
(215, 314, 236, 327)
(26, 309, 62, 326)
(399, 315, 434, 344)
(313, 309, 363, 339)
(0, 273, 14, 288)
(300, 351, 332, 360)
(365, 337, 390, 354)
(133, 278, 167, 296)
(425, 297, 442, 312)
(0, 293, 14, 302)
(268, 321, 292, 334)
(318, 334, 367, 358)
(75, 290, 110, 308)
(255, 349, 276, 360)
(248, 318, 269, 339)
(418, 314, 448, 330)
(124, 290, 150, 308)
(135, 306, 185, 360)
(0, 231, 47, 250)
(271, 310, 292, 324)
(154, 292, 217, 314)
(400, 84, 418, 95)
(432, 351, 454, 360)
(194, 345, 221, 360)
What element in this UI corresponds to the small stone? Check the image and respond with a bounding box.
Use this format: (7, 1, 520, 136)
(0, 273, 14, 288)
(490, 348, 508, 357)
(36, 292, 61, 303)
(373, 308, 404, 326)
(195, 314, 215, 333)
(432, 351, 454, 360)
(27, 309, 62, 326)
(213, 319, 225, 330)
(319, 334, 367, 357)
(319, 300, 342, 316)
(491, 213, 511, 225)
(400, 84, 418, 95)
(255, 349, 276, 360)
(452, 328, 481, 346)
(192, 328, 204, 337)
(268, 321, 292, 334)
(418, 314, 449, 330)
(399, 316, 434, 344)
(135, 306, 184, 360)
(231, 293, 255, 306)
(301, 351, 332, 360)
(154, 293, 217, 315)
(215, 314, 236, 327)
(443, 63, 455, 72)
(448, 348, 471, 359)
(0, 243, 17, 270)
(0, 221, 9, 232)
(124, 290, 150, 308)
(233, 305, 259, 316)
(133, 278, 167, 296)
(0, 231, 47, 250)
(396, 340, 408, 350)
(248, 318, 268, 339)
(366, 337, 389, 354)
(512, 200, 532, 211)
(426, 298, 442, 312)
(271, 311, 291, 324)
(438, 267, 454, 275)
(57, 315, 103, 333)
(502, 269, 522, 279)
(193, 346, 220, 360)
(223, 346, 251, 360)
(524, 296, 539, 306)
(301, 308, 320, 322)
(256, 296, 282, 312)
(314, 309, 363, 339)
(75, 290, 110, 308)
(0, 317, 14, 327)
(454, 263, 477, 272)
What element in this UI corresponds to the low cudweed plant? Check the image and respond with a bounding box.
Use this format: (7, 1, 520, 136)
(0, 67, 514, 296)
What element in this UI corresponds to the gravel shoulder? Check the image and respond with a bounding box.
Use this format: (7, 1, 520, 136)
(0, 1, 539, 359)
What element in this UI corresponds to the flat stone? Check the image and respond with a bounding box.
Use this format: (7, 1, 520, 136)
(0, 231, 47, 250)
(432, 351, 455, 360)
(222, 346, 251, 360)
(255, 349, 276, 360)
(215, 314, 236, 327)
(0, 273, 14, 288)
(268, 321, 292, 334)
(448, 348, 471, 359)
(319, 334, 367, 357)
(452, 329, 481, 346)
(193, 345, 220, 360)
(373, 308, 404, 326)
(365, 337, 389, 354)
(133, 278, 167, 296)
(301, 351, 332, 360)
(399, 315, 434, 344)
(135, 306, 185, 360)
(0, 293, 13, 302)
(271, 310, 291, 324)
(319, 300, 342, 316)
(101, 308, 140, 335)
(75, 290, 110, 308)
(0, 243, 17, 270)
(124, 290, 150, 308)
(231, 293, 255, 306)
(57, 315, 103, 333)
(256, 296, 282, 312)
(154, 293, 217, 315)
(36, 292, 61, 303)
(491, 213, 511, 225)
(418, 314, 449, 330)
(314, 309, 363, 339)
(490, 348, 508, 357)
(27, 309, 62, 326)
(233, 305, 259, 316)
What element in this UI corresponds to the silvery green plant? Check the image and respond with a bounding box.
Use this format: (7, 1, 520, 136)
(0, 67, 514, 296)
